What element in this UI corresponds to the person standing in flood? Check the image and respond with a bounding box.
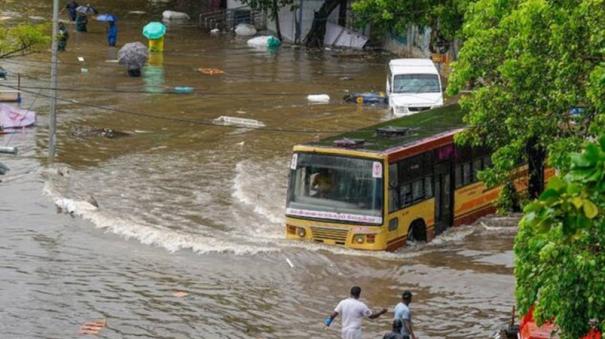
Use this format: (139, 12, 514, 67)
(75, 13, 88, 32)
(65, 0, 79, 21)
(394, 290, 417, 339)
(325, 286, 387, 339)
(57, 22, 69, 51)
(107, 21, 117, 46)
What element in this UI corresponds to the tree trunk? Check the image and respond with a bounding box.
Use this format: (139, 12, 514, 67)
(338, 0, 347, 26)
(304, 0, 342, 48)
(526, 137, 546, 199)
(272, 0, 282, 41)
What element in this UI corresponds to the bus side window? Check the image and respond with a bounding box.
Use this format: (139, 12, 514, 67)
(400, 183, 412, 207)
(462, 162, 472, 185)
(388, 163, 399, 212)
(483, 156, 493, 168)
(472, 158, 482, 182)
(425, 176, 433, 198)
(455, 164, 463, 188)
(412, 179, 424, 201)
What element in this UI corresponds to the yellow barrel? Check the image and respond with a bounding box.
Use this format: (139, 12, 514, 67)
(148, 37, 165, 53)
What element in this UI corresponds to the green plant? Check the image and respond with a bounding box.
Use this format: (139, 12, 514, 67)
(515, 135, 605, 338)
(0, 22, 50, 59)
(449, 0, 605, 201)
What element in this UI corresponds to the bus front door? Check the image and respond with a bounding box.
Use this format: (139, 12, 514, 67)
(434, 162, 453, 235)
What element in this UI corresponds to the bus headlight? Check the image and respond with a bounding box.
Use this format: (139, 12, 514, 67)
(354, 234, 365, 244)
(297, 227, 306, 238)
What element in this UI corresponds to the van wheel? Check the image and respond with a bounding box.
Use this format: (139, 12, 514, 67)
(407, 220, 427, 242)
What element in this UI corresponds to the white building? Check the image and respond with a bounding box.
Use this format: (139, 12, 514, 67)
(228, 0, 369, 48)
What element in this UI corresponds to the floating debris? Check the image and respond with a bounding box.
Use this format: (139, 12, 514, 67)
(173, 291, 189, 298)
(0, 162, 9, 175)
(213, 116, 265, 129)
(172, 86, 193, 94)
(162, 10, 190, 21)
(0, 146, 18, 154)
(343, 92, 387, 105)
(307, 94, 330, 103)
(70, 127, 132, 139)
(234, 23, 256, 36)
(79, 319, 106, 335)
(197, 68, 224, 76)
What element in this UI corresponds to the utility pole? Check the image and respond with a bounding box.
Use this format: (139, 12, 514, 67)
(49, 0, 59, 159)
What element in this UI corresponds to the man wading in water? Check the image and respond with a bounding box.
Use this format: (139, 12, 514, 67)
(394, 290, 417, 339)
(325, 286, 387, 339)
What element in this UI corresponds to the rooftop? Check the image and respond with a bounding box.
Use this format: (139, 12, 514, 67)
(308, 104, 464, 152)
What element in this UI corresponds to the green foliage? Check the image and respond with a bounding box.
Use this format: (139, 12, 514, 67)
(515, 136, 605, 338)
(352, 0, 469, 41)
(0, 22, 49, 58)
(449, 0, 605, 194)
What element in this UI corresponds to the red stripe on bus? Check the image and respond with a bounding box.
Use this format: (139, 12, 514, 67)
(386, 132, 457, 162)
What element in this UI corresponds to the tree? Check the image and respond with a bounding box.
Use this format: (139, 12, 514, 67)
(515, 135, 605, 338)
(0, 22, 49, 59)
(304, 0, 342, 48)
(447, 0, 605, 200)
(352, 0, 469, 51)
(238, 0, 295, 41)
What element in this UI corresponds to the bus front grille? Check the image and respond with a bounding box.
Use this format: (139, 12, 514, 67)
(311, 227, 349, 244)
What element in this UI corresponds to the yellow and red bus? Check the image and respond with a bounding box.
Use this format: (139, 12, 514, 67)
(285, 104, 549, 251)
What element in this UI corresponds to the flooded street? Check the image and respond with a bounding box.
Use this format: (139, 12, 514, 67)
(1, 1, 515, 337)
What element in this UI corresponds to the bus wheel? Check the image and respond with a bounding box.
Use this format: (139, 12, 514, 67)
(407, 220, 427, 242)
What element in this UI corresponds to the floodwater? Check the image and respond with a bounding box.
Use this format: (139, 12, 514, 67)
(1, 1, 516, 338)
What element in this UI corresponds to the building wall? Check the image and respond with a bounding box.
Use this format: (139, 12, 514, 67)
(384, 26, 432, 58)
(265, 0, 344, 43)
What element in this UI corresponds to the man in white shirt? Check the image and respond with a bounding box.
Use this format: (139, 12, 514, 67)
(326, 286, 387, 339)
(393, 290, 416, 339)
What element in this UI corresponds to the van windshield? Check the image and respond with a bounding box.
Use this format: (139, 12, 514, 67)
(287, 153, 383, 224)
(393, 74, 440, 93)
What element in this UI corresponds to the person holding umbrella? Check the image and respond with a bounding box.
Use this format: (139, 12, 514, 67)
(118, 42, 148, 77)
(75, 4, 96, 32)
(143, 22, 167, 53)
(65, 0, 79, 21)
(107, 21, 117, 46)
(97, 14, 118, 46)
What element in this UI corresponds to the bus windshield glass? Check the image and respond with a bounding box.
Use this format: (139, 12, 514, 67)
(287, 153, 383, 224)
(393, 74, 440, 93)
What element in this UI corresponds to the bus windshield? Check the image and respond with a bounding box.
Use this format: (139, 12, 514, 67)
(287, 153, 383, 224)
(393, 74, 440, 93)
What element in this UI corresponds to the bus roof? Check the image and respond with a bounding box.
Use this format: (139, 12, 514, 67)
(306, 104, 464, 153)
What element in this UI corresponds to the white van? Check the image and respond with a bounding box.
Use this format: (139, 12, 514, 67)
(387, 59, 444, 116)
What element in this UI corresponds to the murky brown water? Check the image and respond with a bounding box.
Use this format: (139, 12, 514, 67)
(1, 1, 515, 338)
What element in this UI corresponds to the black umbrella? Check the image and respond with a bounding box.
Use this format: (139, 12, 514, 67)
(118, 42, 148, 69)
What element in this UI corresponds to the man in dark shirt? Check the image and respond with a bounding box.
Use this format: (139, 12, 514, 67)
(65, 0, 78, 21)
(383, 319, 410, 339)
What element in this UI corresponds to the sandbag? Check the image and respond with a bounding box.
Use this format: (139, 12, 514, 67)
(235, 23, 256, 36)
(247, 35, 281, 48)
(162, 10, 190, 20)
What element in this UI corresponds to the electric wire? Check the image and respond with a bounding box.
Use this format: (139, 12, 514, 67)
(0, 83, 456, 137)
(0, 83, 348, 134)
